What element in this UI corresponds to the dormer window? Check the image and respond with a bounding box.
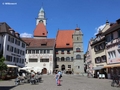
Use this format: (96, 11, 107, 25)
(9, 29, 15, 35)
(66, 43, 70, 46)
(11, 31, 15, 35)
(15, 32, 20, 38)
(43, 33, 45, 35)
(41, 43, 47, 46)
(97, 35, 101, 41)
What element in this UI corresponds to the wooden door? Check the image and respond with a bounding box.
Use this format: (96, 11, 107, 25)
(42, 68, 47, 74)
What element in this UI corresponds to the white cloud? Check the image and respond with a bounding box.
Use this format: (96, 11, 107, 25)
(94, 24, 105, 35)
(20, 32, 32, 38)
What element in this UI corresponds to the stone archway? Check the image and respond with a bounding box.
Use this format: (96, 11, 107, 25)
(61, 64, 65, 71)
(42, 68, 47, 74)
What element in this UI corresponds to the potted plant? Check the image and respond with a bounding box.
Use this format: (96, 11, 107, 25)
(1, 71, 6, 80)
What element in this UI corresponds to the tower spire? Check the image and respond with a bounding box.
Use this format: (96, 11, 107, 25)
(36, 6, 47, 26)
(42, 2, 43, 7)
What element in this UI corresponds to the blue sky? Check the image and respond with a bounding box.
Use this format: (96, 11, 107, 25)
(0, 0, 120, 53)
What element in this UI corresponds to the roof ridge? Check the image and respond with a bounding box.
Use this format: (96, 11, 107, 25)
(58, 29, 74, 31)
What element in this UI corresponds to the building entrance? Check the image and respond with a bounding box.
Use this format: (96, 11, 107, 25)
(42, 68, 47, 74)
(61, 64, 65, 71)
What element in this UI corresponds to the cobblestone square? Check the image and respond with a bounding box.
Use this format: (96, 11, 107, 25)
(0, 75, 119, 90)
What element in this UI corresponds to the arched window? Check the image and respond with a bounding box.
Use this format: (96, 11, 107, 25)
(61, 57, 65, 61)
(76, 48, 80, 52)
(56, 57, 60, 61)
(76, 54, 81, 59)
(57, 65, 59, 68)
(61, 64, 65, 71)
(66, 57, 70, 61)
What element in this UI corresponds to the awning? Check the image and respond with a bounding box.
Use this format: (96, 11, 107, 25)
(104, 64, 120, 68)
(19, 67, 32, 70)
(7, 64, 18, 68)
(19, 67, 33, 72)
(93, 66, 104, 70)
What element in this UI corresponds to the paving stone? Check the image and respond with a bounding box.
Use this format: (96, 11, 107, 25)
(0, 75, 119, 90)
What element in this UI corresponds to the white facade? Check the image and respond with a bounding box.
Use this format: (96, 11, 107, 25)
(25, 49, 54, 74)
(0, 33, 26, 67)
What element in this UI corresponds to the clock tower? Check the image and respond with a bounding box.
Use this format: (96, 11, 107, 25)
(73, 27, 84, 74)
(36, 7, 47, 26)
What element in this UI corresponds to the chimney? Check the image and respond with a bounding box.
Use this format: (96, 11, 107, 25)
(110, 23, 114, 26)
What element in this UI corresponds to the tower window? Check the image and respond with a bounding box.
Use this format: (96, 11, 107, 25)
(43, 33, 45, 35)
(76, 54, 81, 59)
(77, 37, 79, 40)
(39, 20, 43, 23)
(66, 57, 70, 61)
(76, 48, 80, 52)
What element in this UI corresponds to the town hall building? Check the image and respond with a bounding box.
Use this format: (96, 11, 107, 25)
(22, 7, 55, 74)
(55, 27, 84, 74)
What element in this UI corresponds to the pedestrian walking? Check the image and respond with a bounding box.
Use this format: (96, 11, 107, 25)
(54, 71, 60, 86)
(97, 71, 99, 78)
(58, 71, 62, 79)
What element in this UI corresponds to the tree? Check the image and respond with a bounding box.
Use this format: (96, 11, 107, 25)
(0, 50, 7, 78)
(0, 56, 7, 70)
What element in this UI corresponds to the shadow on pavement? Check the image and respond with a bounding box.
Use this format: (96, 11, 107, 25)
(0, 86, 15, 90)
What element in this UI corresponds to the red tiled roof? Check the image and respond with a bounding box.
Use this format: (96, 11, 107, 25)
(55, 30, 74, 48)
(22, 38, 55, 48)
(33, 22, 47, 37)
